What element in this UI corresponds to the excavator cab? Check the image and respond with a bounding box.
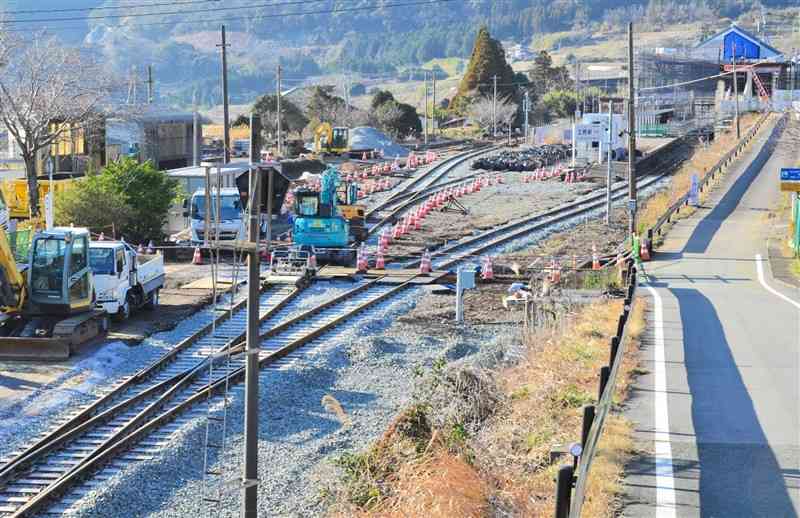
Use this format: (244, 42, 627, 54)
(331, 127, 349, 153)
(28, 228, 93, 316)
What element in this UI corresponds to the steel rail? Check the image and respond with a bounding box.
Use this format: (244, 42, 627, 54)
(11, 278, 413, 517)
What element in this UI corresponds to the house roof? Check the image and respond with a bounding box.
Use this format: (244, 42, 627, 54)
(695, 23, 782, 58)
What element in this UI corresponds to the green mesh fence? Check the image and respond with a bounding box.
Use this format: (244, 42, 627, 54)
(9, 229, 31, 263)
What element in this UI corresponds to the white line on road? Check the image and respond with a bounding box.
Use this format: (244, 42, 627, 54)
(755, 254, 800, 309)
(645, 284, 677, 518)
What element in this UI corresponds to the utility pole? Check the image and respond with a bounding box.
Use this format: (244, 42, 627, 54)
(424, 71, 429, 146)
(276, 64, 283, 157)
(492, 75, 498, 138)
(432, 73, 437, 138)
(732, 41, 741, 140)
(242, 146, 263, 518)
(627, 22, 637, 237)
(606, 100, 613, 226)
(146, 65, 154, 104)
(523, 90, 530, 145)
(192, 89, 199, 166)
(219, 25, 231, 164)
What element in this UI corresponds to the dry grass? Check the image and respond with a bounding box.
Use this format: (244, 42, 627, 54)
(332, 296, 647, 518)
(322, 394, 352, 428)
(638, 112, 763, 236)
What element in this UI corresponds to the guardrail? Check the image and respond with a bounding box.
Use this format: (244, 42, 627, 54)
(552, 264, 637, 518)
(553, 110, 779, 517)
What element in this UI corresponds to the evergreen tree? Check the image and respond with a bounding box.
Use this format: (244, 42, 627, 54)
(451, 26, 516, 114)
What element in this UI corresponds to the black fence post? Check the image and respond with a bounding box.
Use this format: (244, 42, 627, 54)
(581, 404, 596, 448)
(609, 336, 620, 368)
(554, 464, 574, 518)
(598, 366, 611, 401)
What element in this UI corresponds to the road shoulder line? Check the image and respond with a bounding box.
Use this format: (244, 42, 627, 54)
(755, 254, 800, 309)
(643, 284, 677, 518)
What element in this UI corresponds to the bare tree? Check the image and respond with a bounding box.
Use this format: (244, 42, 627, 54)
(468, 95, 518, 132)
(0, 33, 112, 217)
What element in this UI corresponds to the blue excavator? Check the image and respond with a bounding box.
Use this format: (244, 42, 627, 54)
(279, 166, 359, 270)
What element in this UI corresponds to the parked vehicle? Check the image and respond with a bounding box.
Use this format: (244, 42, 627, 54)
(89, 241, 165, 321)
(183, 187, 247, 244)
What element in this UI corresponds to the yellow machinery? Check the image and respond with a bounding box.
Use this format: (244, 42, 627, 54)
(1, 176, 80, 219)
(314, 123, 350, 156)
(0, 226, 108, 360)
(336, 182, 367, 242)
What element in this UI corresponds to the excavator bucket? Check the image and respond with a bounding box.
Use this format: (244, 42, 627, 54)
(0, 337, 70, 360)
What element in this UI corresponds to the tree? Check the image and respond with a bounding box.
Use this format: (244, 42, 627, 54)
(307, 86, 347, 124)
(0, 33, 112, 217)
(451, 26, 515, 114)
(467, 95, 517, 132)
(370, 90, 422, 139)
(541, 90, 579, 120)
(252, 93, 309, 139)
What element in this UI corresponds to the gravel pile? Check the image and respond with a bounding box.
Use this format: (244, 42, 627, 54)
(350, 127, 409, 158)
(63, 286, 524, 518)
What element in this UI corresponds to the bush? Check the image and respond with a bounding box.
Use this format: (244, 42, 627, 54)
(55, 157, 179, 243)
(55, 174, 133, 237)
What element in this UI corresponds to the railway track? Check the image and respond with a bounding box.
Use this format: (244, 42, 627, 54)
(365, 146, 574, 239)
(0, 139, 690, 516)
(4, 279, 412, 517)
(366, 145, 496, 220)
(400, 154, 688, 269)
(0, 283, 304, 517)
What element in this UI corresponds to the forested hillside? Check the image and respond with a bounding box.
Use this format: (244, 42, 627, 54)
(2, 0, 796, 107)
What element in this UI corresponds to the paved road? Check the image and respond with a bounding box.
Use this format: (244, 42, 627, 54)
(624, 115, 800, 517)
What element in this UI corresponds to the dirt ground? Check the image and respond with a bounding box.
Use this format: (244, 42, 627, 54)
(387, 172, 596, 259)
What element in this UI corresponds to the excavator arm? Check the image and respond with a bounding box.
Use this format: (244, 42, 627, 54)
(314, 122, 333, 154)
(0, 227, 26, 314)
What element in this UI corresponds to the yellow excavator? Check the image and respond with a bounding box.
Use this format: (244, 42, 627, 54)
(0, 226, 108, 360)
(313, 123, 350, 156)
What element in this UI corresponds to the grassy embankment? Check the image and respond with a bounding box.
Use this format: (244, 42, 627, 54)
(331, 297, 646, 517)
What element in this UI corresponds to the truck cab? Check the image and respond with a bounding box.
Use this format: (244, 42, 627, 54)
(89, 241, 165, 320)
(185, 187, 246, 244)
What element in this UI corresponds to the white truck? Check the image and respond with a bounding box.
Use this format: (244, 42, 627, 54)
(181, 187, 247, 244)
(89, 241, 165, 321)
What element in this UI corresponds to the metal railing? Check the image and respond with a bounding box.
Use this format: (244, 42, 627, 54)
(648, 111, 777, 244)
(553, 265, 637, 518)
(554, 109, 782, 517)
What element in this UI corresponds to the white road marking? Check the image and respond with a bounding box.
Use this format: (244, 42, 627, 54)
(755, 254, 800, 309)
(645, 284, 677, 517)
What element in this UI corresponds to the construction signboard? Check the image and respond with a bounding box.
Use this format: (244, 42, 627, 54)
(780, 168, 800, 192)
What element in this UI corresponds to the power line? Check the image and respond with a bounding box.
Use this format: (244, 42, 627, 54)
(1, 0, 464, 26)
(0, 0, 220, 16)
(1, 0, 322, 24)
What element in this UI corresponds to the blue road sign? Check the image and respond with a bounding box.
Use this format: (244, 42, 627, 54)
(780, 168, 800, 181)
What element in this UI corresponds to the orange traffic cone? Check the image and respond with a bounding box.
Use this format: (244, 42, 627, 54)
(592, 244, 600, 270)
(375, 250, 385, 270)
(146, 240, 155, 254)
(192, 246, 203, 265)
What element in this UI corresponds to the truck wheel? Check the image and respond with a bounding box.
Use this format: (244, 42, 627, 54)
(144, 290, 159, 310)
(113, 301, 130, 322)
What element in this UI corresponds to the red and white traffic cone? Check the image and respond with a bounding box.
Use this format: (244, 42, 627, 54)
(481, 256, 494, 280)
(419, 249, 432, 275)
(362, 152, 368, 161)
(98, 232, 105, 241)
(146, 240, 155, 254)
(192, 246, 203, 265)
(592, 244, 600, 270)
(308, 252, 317, 270)
(375, 250, 385, 270)
(137, 243, 144, 254)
